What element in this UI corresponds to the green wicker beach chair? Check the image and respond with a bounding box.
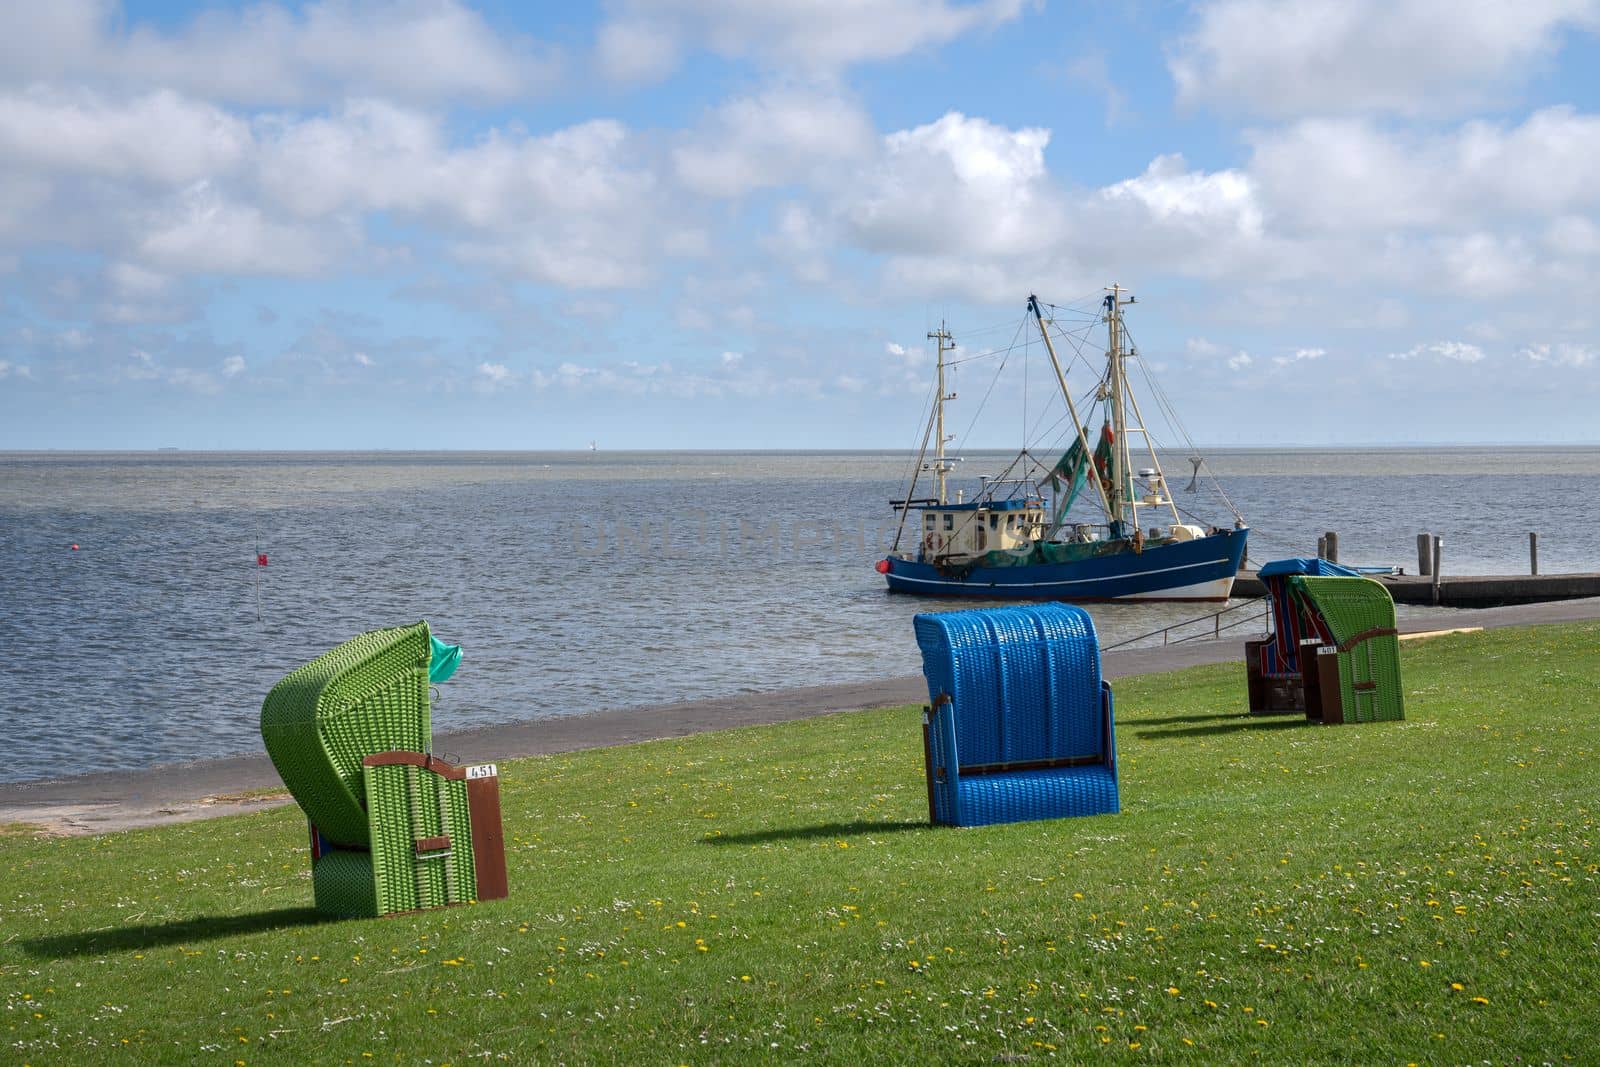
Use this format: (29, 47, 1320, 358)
(260, 622, 507, 917)
(1246, 558, 1403, 724)
(1293, 576, 1405, 724)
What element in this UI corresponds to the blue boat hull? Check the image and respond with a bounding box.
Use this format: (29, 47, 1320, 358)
(884, 528, 1249, 601)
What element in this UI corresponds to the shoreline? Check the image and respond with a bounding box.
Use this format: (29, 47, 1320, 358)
(6, 595, 1598, 837)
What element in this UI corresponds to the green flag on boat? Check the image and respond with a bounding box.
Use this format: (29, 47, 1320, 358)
(1049, 435, 1091, 513)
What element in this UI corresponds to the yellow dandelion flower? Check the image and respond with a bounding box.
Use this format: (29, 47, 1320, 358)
(1167, 986, 1180, 995)
(1450, 982, 1464, 991)
(1471, 996, 1489, 1005)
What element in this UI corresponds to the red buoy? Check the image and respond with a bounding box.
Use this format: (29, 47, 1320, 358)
(257, 553, 269, 567)
(875, 558, 891, 574)
(71, 544, 79, 551)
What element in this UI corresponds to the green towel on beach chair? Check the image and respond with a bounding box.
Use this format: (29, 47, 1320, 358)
(429, 635, 462, 683)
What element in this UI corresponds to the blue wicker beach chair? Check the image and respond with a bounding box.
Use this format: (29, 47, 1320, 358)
(260, 622, 508, 918)
(914, 603, 1119, 827)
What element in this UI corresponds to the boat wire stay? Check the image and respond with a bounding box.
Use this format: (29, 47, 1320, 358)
(1102, 598, 1270, 652)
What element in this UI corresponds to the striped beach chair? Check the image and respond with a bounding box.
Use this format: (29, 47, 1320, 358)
(914, 604, 1118, 827)
(1246, 559, 1404, 724)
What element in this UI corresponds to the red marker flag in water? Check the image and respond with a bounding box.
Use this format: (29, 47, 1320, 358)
(257, 553, 269, 567)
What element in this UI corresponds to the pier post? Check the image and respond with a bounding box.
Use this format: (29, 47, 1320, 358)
(1431, 536, 1442, 605)
(1530, 532, 1539, 576)
(1323, 531, 1338, 564)
(1316, 535, 1327, 560)
(1417, 533, 1432, 577)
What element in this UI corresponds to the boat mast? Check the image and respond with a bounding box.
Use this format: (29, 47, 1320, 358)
(1028, 295, 1112, 521)
(928, 324, 956, 504)
(1106, 285, 1130, 534)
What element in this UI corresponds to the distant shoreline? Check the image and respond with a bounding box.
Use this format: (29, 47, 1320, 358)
(5, 443, 1600, 456)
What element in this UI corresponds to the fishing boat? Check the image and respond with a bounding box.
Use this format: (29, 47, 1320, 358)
(877, 287, 1248, 601)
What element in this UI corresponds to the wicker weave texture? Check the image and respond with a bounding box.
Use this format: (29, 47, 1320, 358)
(1296, 577, 1405, 723)
(954, 765, 1120, 827)
(261, 623, 434, 846)
(312, 849, 380, 918)
(914, 604, 1102, 765)
(914, 604, 1118, 827)
(365, 763, 477, 915)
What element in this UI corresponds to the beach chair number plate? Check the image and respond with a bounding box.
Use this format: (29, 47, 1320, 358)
(466, 764, 498, 780)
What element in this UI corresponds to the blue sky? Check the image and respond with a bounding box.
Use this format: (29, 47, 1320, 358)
(2, 0, 1599, 449)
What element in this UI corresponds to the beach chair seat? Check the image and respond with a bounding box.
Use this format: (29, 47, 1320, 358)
(261, 621, 507, 917)
(914, 603, 1118, 827)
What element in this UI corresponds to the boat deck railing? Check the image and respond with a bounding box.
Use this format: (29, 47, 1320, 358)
(1103, 598, 1269, 652)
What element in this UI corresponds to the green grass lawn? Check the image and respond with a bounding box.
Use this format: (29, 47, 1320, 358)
(3, 622, 1597, 1064)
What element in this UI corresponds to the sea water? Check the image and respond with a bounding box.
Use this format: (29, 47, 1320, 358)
(1, 447, 1596, 783)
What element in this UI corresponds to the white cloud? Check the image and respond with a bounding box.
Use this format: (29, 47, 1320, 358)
(720, 351, 743, 366)
(138, 180, 337, 276)
(1226, 351, 1253, 371)
(674, 89, 876, 198)
(1272, 347, 1325, 366)
(594, 16, 683, 84)
(1517, 342, 1596, 366)
(1545, 215, 1600, 256)
(1171, 0, 1600, 118)
(1101, 154, 1261, 238)
(0, 0, 553, 105)
(827, 111, 1067, 300)
(0, 88, 250, 186)
(127, 349, 160, 380)
(1248, 109, 1600, 236)
(474, 360, 515, 392)
(352, 352, 373, 367)
(596, 0, 1028, 82)
(222, 355, 246, 376)
(1388, 341, 1486, 363)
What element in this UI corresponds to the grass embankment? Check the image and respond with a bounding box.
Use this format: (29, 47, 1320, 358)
(3, 624, 1597, 1064)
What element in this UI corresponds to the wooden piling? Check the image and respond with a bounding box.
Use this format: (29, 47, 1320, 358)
(1324, 531, 1339, 564)
(1530, 532, 1539, 576)
(1417, 532, 1432, 576)
(1431, 536, 1442, 605)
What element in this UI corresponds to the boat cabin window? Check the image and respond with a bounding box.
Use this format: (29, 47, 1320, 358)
(943, 514, 954, 531)
(1006, 515, 1015, 529)
(988, 514, 998, 529)
(924, 514, 935, 530)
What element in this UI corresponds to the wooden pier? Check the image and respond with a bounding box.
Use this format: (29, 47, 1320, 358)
(1232, 570, 1600, 608)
